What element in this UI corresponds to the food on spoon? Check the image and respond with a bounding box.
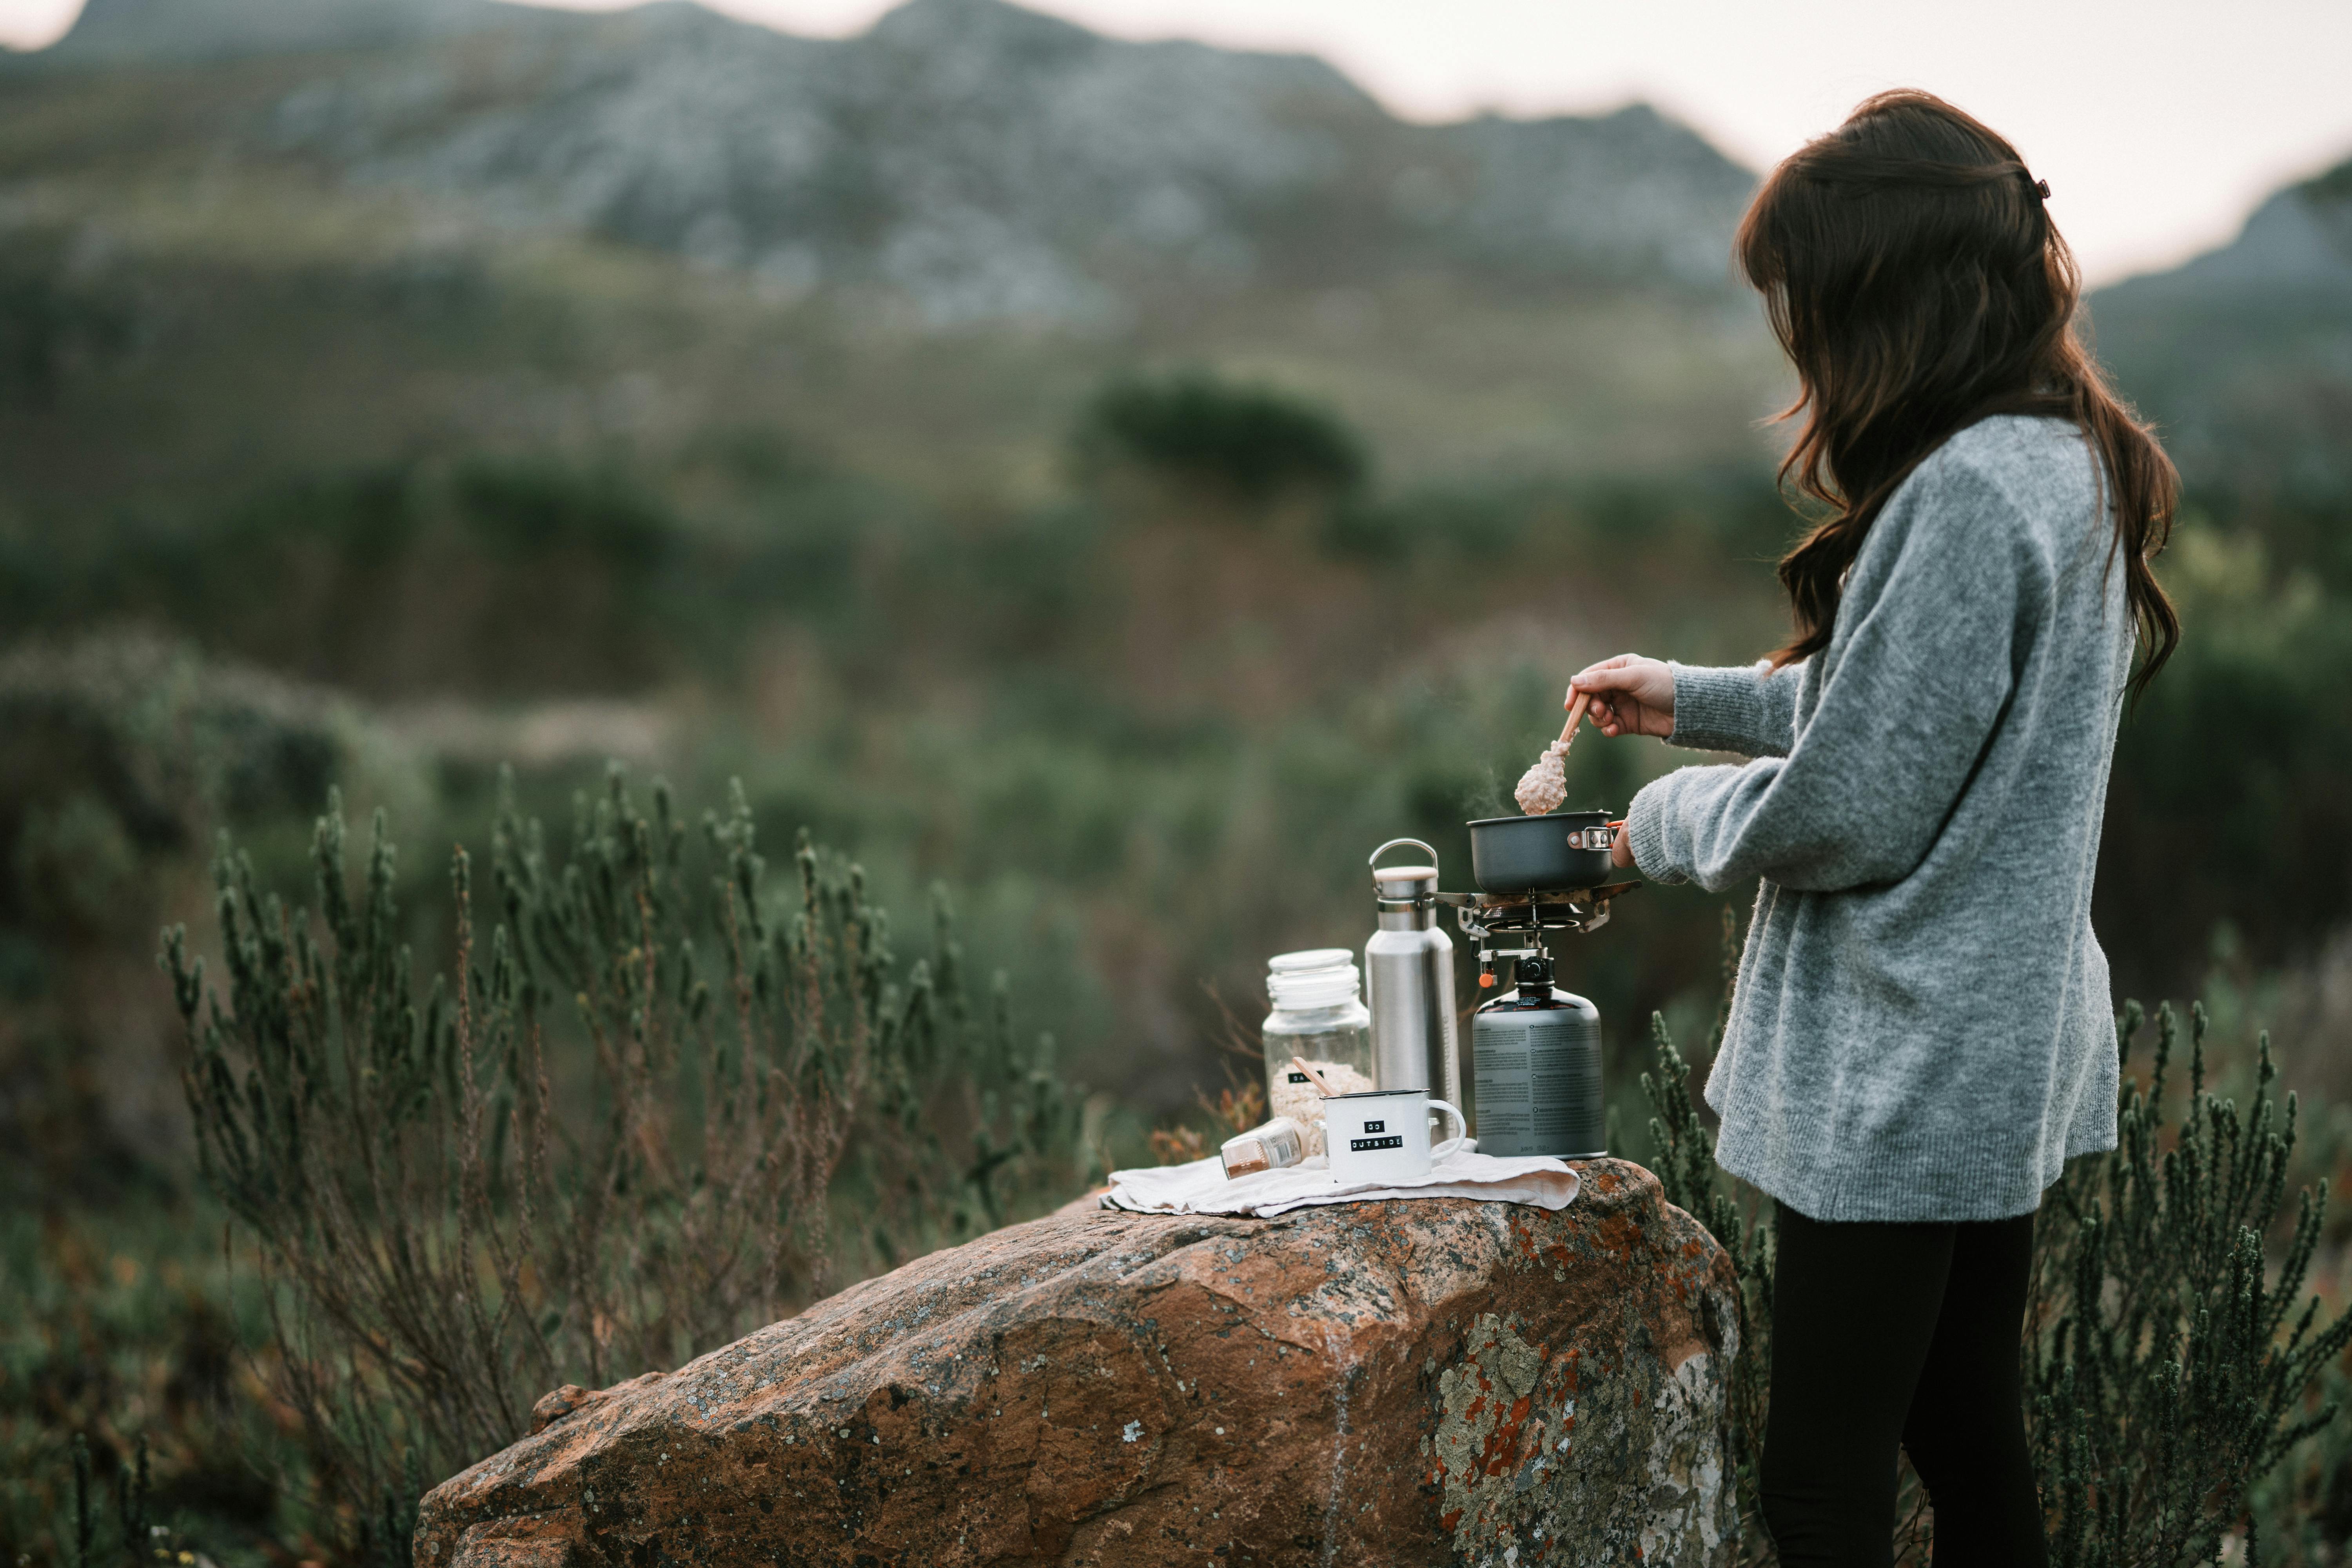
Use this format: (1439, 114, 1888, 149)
(1514, 743, 1570, 815)
(1514, 689, 1594, 816)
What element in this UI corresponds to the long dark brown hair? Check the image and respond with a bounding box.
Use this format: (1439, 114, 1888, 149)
(1737, 90, 2178, 697)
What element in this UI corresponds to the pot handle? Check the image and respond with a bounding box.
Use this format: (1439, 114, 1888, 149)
(1369, 838, 1439, 871)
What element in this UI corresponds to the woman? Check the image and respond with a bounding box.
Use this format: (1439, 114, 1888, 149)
(1570, 91, 2177, 1565)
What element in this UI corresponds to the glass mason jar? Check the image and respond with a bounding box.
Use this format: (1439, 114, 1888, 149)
(1261, 949, 1376, 1156)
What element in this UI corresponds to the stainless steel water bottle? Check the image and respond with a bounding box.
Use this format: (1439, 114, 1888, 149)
(1365, 838, 1461, 1109)
(1471, 954, 1605, 1158)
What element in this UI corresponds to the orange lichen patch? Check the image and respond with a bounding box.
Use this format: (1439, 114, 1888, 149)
(419, 1161, 1737, 1566)
(1475, 1394, 1537, 1479)
(1597, 1211, 1642, 1262)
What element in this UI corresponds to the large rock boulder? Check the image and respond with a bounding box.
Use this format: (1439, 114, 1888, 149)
(415, 1160, 1739, 1567)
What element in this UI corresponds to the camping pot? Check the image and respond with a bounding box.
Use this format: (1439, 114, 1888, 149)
(1466, 810, 1620, 895)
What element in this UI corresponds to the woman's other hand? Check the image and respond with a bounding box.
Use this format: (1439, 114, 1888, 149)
(1570, 655, 1675, 739)
(1611, 824, 1634, 869)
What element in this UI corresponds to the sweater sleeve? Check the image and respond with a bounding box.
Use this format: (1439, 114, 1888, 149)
(1624, 461, 2028, 894)
(1664, 660, 1800, 759)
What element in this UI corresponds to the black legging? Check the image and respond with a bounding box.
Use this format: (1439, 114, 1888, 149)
(1759, 1205, 2048, 1566)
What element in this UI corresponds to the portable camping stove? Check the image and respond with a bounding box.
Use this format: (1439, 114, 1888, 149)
(1433, 881, 1639, 994)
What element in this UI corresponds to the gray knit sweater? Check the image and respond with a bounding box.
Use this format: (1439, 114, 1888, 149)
(1624, 415, 2132, 1223)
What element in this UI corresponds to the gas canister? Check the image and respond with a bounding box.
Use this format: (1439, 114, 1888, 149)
(1470, 954, 1605, 1159)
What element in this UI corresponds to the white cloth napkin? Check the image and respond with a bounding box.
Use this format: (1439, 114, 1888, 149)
(1102, 1145, 1581, 1218)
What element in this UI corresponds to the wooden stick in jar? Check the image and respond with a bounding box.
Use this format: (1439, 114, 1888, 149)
(1290, 1055, 1339, 1097)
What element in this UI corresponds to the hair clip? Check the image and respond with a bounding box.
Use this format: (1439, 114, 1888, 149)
(2031, 178, 2051, 201)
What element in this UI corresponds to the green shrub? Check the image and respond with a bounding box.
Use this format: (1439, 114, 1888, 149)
(1644, 975, 2352, 1564)
(165, 773, 1089, 1557)
(2032, 1002, 2352, 1563)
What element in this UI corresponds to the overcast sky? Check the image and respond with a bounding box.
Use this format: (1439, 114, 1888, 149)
(7, 0, 2350, 285)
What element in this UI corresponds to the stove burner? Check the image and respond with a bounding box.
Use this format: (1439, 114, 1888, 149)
(1433, 881, 1639, 992)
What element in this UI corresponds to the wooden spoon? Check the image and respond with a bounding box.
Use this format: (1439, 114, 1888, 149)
(1290, 1055, 1339, 1097)
(1558, 687, 1593, 750)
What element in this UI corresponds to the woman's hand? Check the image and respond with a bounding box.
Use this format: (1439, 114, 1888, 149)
(1611, 824, 1635, 870)
(1570, 655, 1676, 740)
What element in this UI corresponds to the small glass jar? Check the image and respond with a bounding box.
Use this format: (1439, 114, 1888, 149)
(1261, 949, 1376, 1155)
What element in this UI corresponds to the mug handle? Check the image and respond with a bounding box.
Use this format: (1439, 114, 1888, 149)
(1428, 1100, 1468, 1161)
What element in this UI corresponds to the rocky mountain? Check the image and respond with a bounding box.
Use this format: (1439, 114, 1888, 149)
(44, 0, 502, 63)
(2089, 155, 2352, 505)
(29, 0, 1758, 327)
(2103, 160, 2352, 300)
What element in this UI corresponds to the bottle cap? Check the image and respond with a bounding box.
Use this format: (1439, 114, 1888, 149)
(1368, 839, 1439, 903)
(1514, 954, 1554, 988)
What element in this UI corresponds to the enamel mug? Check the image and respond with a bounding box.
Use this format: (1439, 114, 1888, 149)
(1319, 1088, 1467, 1183)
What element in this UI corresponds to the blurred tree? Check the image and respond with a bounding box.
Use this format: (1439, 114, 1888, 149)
(1074, 372, 1369, 508)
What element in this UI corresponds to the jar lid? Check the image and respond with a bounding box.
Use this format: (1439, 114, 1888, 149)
(1266, 949, 1361, 1010)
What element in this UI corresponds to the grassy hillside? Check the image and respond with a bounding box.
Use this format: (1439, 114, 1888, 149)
(0, 125, 1784, 522)
(0, 14, 1802, 1203)
(4, 13, 2350, 1118)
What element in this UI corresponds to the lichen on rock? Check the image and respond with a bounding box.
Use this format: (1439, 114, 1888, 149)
(1429, 1305, 1732, 1566)
(416, 1159, 1738, 1566)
